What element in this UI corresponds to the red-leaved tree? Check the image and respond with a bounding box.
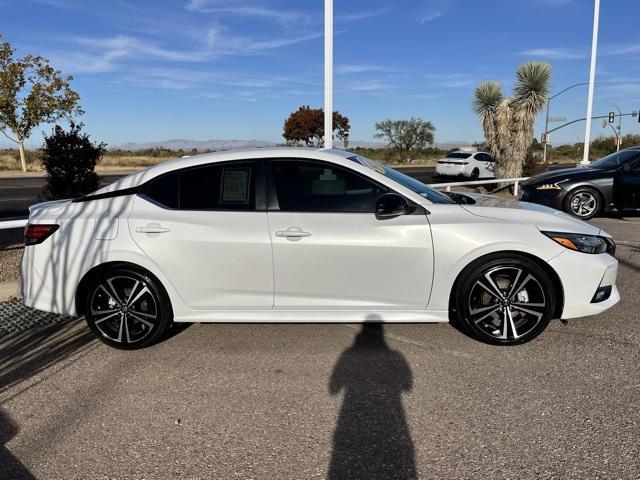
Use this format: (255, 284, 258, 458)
(283, 106, 350, 147)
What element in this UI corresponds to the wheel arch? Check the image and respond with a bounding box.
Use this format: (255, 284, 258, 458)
(75, 260, 173, 318)
(448, 250, 564, 320)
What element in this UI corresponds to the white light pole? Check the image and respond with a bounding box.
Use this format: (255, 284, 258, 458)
(581, 0, 601, 165)
(323, 0, 333, 149)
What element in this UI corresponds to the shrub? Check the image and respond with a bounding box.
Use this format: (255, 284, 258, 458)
(41, 122, 106, 200)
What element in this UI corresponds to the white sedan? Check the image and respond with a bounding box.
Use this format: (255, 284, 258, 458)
(21, 148, 619, 349)
(435, 151, 495, 179)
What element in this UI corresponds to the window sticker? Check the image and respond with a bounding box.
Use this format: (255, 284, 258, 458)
(220, 167, 251, 204)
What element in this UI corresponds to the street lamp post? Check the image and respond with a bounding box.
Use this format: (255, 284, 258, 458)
(323, 0, 333, 149)
(581, 0, 601, 165)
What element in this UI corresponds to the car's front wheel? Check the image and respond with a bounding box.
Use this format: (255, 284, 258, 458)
(564, 187, 601, 220)
(84, 267, 172, 350)
(454, 254, 557, 345)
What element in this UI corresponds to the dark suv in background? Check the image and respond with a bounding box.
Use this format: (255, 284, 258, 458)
(520, 146, 640, 220)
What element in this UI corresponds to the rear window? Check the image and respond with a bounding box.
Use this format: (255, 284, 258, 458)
(445, 152, 472, 159)
(143, 161, 256, 210)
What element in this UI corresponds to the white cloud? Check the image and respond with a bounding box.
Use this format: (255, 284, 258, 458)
(520, 47, 586, 60)
(336, 9, 390, 22)
(186, 1, 314, 25)
(418, 0, 449, 23)
(425, 73, 473, 88)
(601, 43, 640, 56)
(418, 11, 444, 23)
(336, 64, 390, 74)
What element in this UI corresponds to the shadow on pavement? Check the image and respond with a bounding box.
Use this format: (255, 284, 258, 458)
(328, 320, 417, 480)
(0, 320, 96, 396)
(0, 408, 36, 479)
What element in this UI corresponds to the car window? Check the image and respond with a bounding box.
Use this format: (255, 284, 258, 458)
(270, 159, 388, 213)
(348, 155, 455, 204)
(590, 150, 640, 169)
(445, 152, 472, 159)
(144, 161, 256, 210)
(475, 153, 486, 162)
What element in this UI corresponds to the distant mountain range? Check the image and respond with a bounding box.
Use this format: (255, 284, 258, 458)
(114, 139, 474, 151)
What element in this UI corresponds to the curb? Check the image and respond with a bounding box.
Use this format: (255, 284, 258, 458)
(0, 280, 20, 301)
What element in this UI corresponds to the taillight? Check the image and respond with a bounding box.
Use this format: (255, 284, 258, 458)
(24, 224, 59, 246)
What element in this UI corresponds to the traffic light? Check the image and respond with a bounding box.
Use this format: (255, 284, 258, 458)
(608, 112, 615, 123)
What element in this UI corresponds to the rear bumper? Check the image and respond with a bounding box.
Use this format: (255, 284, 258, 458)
(435, 163, 467, 177)
(549, 250, 619, 319)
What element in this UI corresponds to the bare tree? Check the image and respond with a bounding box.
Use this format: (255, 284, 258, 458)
(0, 36, 82, 172)
(472, 62, 551, 179)
(374, 118, 435, 162)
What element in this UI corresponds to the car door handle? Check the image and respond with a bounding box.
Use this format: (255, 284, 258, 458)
(275, 227, 311, 238)
(136, 224, 170, 234)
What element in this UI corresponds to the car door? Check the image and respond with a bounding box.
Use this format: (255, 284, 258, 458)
(266, 158, 434, 310)
(613, 157, 640, 210)
(128, 159, 273, 310)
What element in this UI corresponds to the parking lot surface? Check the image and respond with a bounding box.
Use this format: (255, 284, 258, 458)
(0, 216, 639, 479)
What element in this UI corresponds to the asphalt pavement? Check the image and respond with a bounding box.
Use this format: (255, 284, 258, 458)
(0, 217, 639, 479)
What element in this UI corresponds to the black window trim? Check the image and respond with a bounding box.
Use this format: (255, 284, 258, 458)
(265, 157, 425, 215)
(138, 158, 266, 212)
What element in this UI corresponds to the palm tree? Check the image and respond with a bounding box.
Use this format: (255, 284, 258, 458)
(472, 62, 551, 180)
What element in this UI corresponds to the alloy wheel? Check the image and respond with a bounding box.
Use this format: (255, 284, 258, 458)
(569, 192, 597, 217)
(89, 275, 159, 345)
(467, 266, 547, 341)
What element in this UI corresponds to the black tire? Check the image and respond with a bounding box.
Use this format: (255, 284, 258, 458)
(453, 254, 556, 346)
(470, 168, 480, 180)
(83, 267, 172, 350)
(564, 187, 602, 220)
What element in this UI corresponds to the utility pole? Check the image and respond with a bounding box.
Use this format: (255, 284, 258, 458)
(581, 0, 601, 165)
(323, 0, 333, 149)
(614, 104, 623, 142)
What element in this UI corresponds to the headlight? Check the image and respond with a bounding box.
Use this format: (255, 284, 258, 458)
(542, 231, 616, 255)
(535, 183, 562, 190)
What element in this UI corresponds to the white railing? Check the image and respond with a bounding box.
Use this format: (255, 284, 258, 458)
(0, 218, 27, 230)
(429, 177, 529, 196)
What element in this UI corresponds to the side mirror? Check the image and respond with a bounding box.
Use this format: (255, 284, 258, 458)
(622, 162, 632, 172)
(375, 193, 415, 218)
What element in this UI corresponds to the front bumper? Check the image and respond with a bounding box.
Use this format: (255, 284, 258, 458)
(549, 249, 619, 319)
(519, 186, 566, 211)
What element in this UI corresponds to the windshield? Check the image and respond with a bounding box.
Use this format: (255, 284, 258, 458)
(445, 152, 472, 159)
(590, 150, 640, 169)
(348, 155, 455, 204)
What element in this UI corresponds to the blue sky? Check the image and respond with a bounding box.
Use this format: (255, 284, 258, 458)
(2, 0, 640, 147)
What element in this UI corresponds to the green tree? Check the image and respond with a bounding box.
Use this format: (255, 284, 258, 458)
(41, 122, 105, 200)
(283, 105, 350, 147)
(472, 61, 551, 179)
(0, 36, 83, 172)
(374, 118, 435, 162)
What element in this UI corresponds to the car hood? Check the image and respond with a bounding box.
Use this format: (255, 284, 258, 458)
(459, 193, 602, 236)
(524, 166, 609, 185)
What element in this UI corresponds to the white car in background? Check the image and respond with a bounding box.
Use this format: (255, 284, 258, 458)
(21, 148, 618, 349)
(436, 151, 495, 179)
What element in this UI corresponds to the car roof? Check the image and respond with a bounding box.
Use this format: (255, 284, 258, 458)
(622, 145, 640, 151)
(97, 147, 355, 192)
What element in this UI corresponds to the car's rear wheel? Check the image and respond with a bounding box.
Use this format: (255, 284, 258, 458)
(84, 267, 172, 350)
(454, 255, 556, 345)
(470, 168, 480, 180)
(564, 187, 601, 220)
